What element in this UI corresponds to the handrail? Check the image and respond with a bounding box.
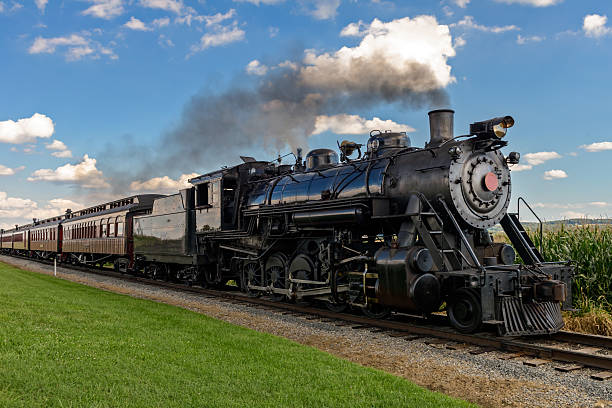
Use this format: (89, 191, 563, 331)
(517, 197, 543, 257)
(437, 198, 484, 271)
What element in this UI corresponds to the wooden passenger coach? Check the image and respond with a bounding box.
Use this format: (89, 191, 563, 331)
(11, 226, 31, 252)
(1, 228, 15, 250)
(30, 215, 64, 257)
(60, 195, 162, 267)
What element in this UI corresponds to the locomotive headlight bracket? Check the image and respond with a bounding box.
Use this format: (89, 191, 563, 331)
(470, 115, 515, 139)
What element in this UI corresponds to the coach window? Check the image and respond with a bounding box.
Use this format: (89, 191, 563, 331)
(116, 216, 124, 237)
(196, 183, 209, 207)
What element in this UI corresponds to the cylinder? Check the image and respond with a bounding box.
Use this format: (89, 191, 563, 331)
(428, 109, 454, 146)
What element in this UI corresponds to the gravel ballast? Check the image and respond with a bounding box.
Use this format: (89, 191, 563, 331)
(1, 255, 610, 408)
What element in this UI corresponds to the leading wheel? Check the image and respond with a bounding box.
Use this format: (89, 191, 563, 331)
(447, 288, 482, 333)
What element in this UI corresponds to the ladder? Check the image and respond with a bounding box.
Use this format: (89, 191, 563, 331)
(410, 195, 462, 272)
(500, 212, 544, 265)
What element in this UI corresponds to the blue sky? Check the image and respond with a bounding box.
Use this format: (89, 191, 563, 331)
(1, 0, 612, 228)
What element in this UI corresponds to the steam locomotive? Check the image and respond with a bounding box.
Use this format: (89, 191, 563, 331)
(0, 110, 573, 336)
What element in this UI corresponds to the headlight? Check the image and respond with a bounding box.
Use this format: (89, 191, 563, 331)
(470, 115, 515, 139)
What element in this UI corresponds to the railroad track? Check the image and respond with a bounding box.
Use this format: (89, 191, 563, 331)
(2, 254, 611, 380)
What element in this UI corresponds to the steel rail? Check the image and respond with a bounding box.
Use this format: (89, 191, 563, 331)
(1, 254, 611, 372)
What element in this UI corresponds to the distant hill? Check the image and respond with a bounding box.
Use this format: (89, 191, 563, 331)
(489, 218, 612, 232)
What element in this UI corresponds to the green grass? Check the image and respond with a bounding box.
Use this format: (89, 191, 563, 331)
(0, 262, 473, 408)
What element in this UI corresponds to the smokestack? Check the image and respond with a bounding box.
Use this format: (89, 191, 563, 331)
(428, 109, 454, 147)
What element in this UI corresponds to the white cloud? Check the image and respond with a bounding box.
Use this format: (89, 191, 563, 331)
(523, 151, 561, 165)
(304, 0, 341, 20)
(29, 34, 117, 61)
(46, 140, 73, 158)
(6, 2, 22, 12)
(190, 22, 245, 54)
(66, 46, 95, 61)
(312, 114, 415, 135)
(277, 60, 297, 70)
(508, 163, 533, 172)
(561, 210, 585, 218)
(158, 34, 174, 48)
(580, 141, 612, 152)
(130, 173, 199, 192)
(152, 17, 170, 28)
(0, 165, 24, 176)
(29, 34, 88, 54)
(35, 0, 47, 12)
(340, 20, 365, 37)
(0, 2, 4, 13)
(453, 35, 466, 48)
(82, 0, 124, 19)
(27, 155, 109, 189)
(517, 34, 545, 44)
(139, 0, 183, 14)
(453, 0, 470, 8)
(124, 16, 170, 31)
(494, 0, 562, 5)
(452, 16, 519, 33)
(583, 14, 611, 38)
(45, 139, 67, 150)
(124, 16, 150, 31)
(268, 26, 279, 37)
(533, 202, 611, 209)
(0, 192, 84, 222)
(301, 16, 456, 94)
(204, 9, 236, 27)
(543, 169, 567, 180)
(0, 113, 54, 144)
(246, 60, 268, 76)
(0, 192, 37, 220)
(51, 150, 73, 158)
(233, 0, 284, 5)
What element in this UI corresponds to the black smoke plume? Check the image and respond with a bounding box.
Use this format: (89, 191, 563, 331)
(103, 56, 449, 193)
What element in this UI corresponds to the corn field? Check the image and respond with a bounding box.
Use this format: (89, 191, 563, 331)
(532, 225, 612, 313)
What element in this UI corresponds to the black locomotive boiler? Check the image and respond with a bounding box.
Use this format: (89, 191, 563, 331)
(132, 109, 573, 336)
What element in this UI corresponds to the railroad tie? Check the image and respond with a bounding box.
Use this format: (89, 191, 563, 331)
(498, 352, 526, 360)
(591, 371, 612, 381)
(554, 364, 583, 373)
(523, 358, 549, 367)
(446, 343, 472, 351)
(424, 339, 449, 349)
(469, 347, 495, 355)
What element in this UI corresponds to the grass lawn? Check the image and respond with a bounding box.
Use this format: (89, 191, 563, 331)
(0, 262, 474, 407)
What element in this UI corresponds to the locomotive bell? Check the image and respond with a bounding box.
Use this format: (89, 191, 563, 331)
(428, 109, 454, 147)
